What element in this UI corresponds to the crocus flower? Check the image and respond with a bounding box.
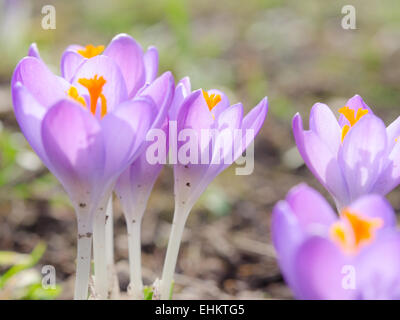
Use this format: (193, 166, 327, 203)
(272, 184, 400, 299)
(11, 34, 172, 299)
(293, 95, 400, 209)
(114, 73, 174, 299)
(160, 78, 268, 299)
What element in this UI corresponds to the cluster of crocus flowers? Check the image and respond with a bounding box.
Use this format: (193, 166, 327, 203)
(12, 34, 172, 299)
(12, 34, 268, 300)
(272, 95, 400, 300)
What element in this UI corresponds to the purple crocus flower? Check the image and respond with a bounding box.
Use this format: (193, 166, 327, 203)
(293, 95, 400, 209)
(160, 78, 268, 299)
(272, 184, 400, 299)
(11, 34, 172, 299)
(114, 70, 174, 299)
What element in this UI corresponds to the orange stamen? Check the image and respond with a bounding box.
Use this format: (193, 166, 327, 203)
(202, 90, 221, 112)
(78, 75, 107, 118)
(330, 208, 383, 254)
(338, 106, 369, 142)
(77, 44, 104, 58)
(67, 86, 86, 107)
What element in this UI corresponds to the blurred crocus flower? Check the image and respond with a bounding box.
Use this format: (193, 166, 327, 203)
(160, 78, 268, 299)
(11, 34, 172, 299)
(293, 95, 400, 209)
(272, 184, 400, 299)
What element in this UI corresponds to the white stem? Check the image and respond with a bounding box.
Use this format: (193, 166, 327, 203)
(93, 205, 108, 299)
(74, 225, 92, 300)
(127, 218, 143, 298)
(160, 207, 189, 300)
(105, 198, 120, 299)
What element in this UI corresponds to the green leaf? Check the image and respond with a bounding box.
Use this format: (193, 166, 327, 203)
(0, 242, 46, 289)
(143, 286, 154, 300)
(169, 281, 175, 300)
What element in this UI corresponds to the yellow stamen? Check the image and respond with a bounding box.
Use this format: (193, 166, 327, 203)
(78, 75, 107, 118)
(330, 208, 383, 254)
(202, 90, 221, 112)
(67, 86, 86, 107)
(77, 44, 104, 58)
(338, 106, 369, 142)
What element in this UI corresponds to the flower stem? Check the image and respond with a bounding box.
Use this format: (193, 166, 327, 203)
(105, 198, 120, 299)
(74, 223, 92, 300)
(160, 207, 189, 300)
(93, 204, 108, 299)
(127, 218, 143, 298)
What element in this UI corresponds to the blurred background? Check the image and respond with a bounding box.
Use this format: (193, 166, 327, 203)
(0, 0, 400, 299)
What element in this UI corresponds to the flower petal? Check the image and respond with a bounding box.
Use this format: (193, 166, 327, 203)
(309, 103, 341, 155)
(61, 50, 85, 82)
(12, 83, 48, 164)
(286, 184, 337, 231)
(101, 97, 156, 179)
(355, 231, 400, 299)
(239, 97, 268, 154)
(348, 194, 396, 229)
(207, 89, 230, 119)
(115, 121, 168, 221)
(338, 115, 388, 202)
(12, 57, 69, 107)
(372, 140, 400, 195)
(293, 236, 354, 299)
(104, 33, 145, 97)
(143, 46, 159, 83)
(339, 95, 373, 127)
(28, 43, 41, 59)
(169, 77, 191, 121)
(41, 100, 105, 213)
(72, 55, 128, 112)
(138, 71, 174, 129)
(293, 113, 350, 206)
(271, 200, 304, 295)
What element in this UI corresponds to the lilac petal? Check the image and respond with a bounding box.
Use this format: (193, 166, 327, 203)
(207, 89, 230, 119)
(104, 33, 145, 97)
(12, 83, 48, 164)
(338, 115, 388, 202)
(210, 103, 243, 166)
(115, 121, 168, 220)
(28, 43, 41, 59)
(293, 113, 350, 206)
(372, 140, 400, 195)
(72, 55, 128, 112)
(339, 95, 373, 127)
(356, 231, 400, 299)
(386, 115, 400, 151)
(348, 194, 396, 229)
(179, 76, 191, 93)
(143, 46, 159, 83)
(309, 103, 341, 155)
(236, 97, 268, 157)
(286, 184, 337, 232)
(61, 50, 85, 82)
(293, 236, 354, 299)
(101, 97, 156, 179)
(271, 201, 304, 295)
(216, 102, 243, 130)
(41, 100, 105, 210)
(169, 77, 191, 121)
(177, 89, 213, 133)
(12, 57, 69, 107)
(138, 71, 174, 129)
